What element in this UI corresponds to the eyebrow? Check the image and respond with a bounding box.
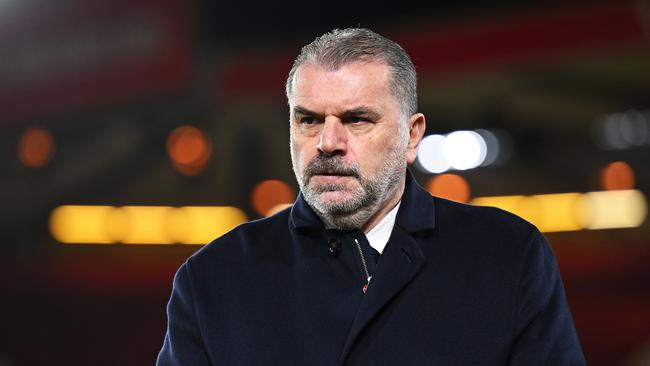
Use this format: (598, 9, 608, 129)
(292, 105, 381, 120)
(340, 107, 381, 120)
(292, 105, 320, 117)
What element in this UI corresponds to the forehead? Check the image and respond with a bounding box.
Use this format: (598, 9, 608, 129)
(290, 61, 395, 113)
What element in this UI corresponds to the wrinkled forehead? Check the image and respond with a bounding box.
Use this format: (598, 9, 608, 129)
(289, 61, 396, 111)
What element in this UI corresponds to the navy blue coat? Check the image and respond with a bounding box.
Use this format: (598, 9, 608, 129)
(158, 173, 585, 365)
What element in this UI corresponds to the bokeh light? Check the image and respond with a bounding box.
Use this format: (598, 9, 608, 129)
(475, 129, 500, 166)
(592, 109, 650, 150)
(115, 206, 174, 244)
(416, 134, 450, 173)
(251, 179, 295, 217)
(533, 193, 584, 232)
(427, 174, 471, 203)
(167, 206, 249, 244)
(50, 205, 248, 244)
(580, 190, 647, 230)
(443, 130, 487, 170)
(601, 161, 635, 190)
(50, 205, 115, 244)
(266, 203, 293, 216)
(416, 129, 504, 174)
(18, 126, 55, 168)
(166, 125, 212, 176)
(472, 190, 647, 232)
(471, 195, 526, 218)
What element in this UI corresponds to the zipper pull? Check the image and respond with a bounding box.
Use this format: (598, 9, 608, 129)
(362, 276, 372, 294)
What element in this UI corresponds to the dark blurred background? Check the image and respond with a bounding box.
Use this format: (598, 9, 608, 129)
(1, 0, 649, 365)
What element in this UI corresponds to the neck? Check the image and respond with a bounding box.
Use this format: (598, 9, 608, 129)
(361, 178, 405, 234)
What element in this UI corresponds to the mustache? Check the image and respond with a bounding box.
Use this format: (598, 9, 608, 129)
(304, 155, 360, 180)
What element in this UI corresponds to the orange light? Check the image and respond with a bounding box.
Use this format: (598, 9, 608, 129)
(50, 205, 115, 244)
(50, 205, 249, 245)
(167, 206, 248, 244)
(266, 203, 293, 216)
(18, 127, 55, 168)
(427, 174, 471, 203)
(251, 180, 295, 216)
(601, 161, 635, 190)
(166, 126, 212, 175)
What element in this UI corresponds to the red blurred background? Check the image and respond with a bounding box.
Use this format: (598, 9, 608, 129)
(1, 0, 649, 365)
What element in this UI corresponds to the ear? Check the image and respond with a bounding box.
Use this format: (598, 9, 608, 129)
(406, 113, 426, 164)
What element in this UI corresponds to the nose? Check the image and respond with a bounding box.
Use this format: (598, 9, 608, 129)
(316, 117, 348, 156)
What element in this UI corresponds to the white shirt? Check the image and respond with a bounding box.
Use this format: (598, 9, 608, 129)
(365, 201, 401, 254)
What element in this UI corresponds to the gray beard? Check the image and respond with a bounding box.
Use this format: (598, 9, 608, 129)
(293, 148, 406, 231)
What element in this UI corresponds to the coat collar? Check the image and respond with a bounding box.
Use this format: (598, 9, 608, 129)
(289, 169, 435, 234)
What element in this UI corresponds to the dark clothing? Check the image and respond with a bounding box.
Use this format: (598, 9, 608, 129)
(157, 173, 585, 365)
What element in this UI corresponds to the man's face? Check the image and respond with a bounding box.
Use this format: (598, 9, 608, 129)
(288, 60, 417, 230)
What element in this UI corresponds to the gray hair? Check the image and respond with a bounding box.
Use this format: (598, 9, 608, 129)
(285, 28, 418, 118)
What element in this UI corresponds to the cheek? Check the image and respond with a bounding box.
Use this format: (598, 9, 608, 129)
(290, 139, 314, 168)
(355, 136, 391, 168)
(362, 131, 405, 169)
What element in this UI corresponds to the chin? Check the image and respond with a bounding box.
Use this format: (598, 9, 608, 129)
(316, 191, 355, 205)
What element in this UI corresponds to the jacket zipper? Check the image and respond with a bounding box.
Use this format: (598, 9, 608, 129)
(354, 238, 372, 293)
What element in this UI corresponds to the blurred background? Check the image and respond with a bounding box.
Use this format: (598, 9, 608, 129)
(1, 0, 649, 364)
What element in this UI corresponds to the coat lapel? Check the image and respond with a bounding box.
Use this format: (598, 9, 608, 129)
(338, 225, 426, 364)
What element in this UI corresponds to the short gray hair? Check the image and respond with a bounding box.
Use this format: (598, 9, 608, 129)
(285, 28, 418, 118)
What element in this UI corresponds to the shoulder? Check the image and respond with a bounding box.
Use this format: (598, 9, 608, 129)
(434, 196, 537, 236)
(431, 195, 543, 255)
(186, 206, 292, 268)
(426, 197, 556, 301)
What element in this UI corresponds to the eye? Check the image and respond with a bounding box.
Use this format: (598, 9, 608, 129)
(299, 116, 319, 125)
(346, 116, 369, 124)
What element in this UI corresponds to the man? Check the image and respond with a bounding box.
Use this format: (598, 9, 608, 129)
(157, 28, 586, 365)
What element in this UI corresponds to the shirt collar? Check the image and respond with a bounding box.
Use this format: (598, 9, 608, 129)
(289, 169, 436, 234)
(365, 200, 400, 254)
